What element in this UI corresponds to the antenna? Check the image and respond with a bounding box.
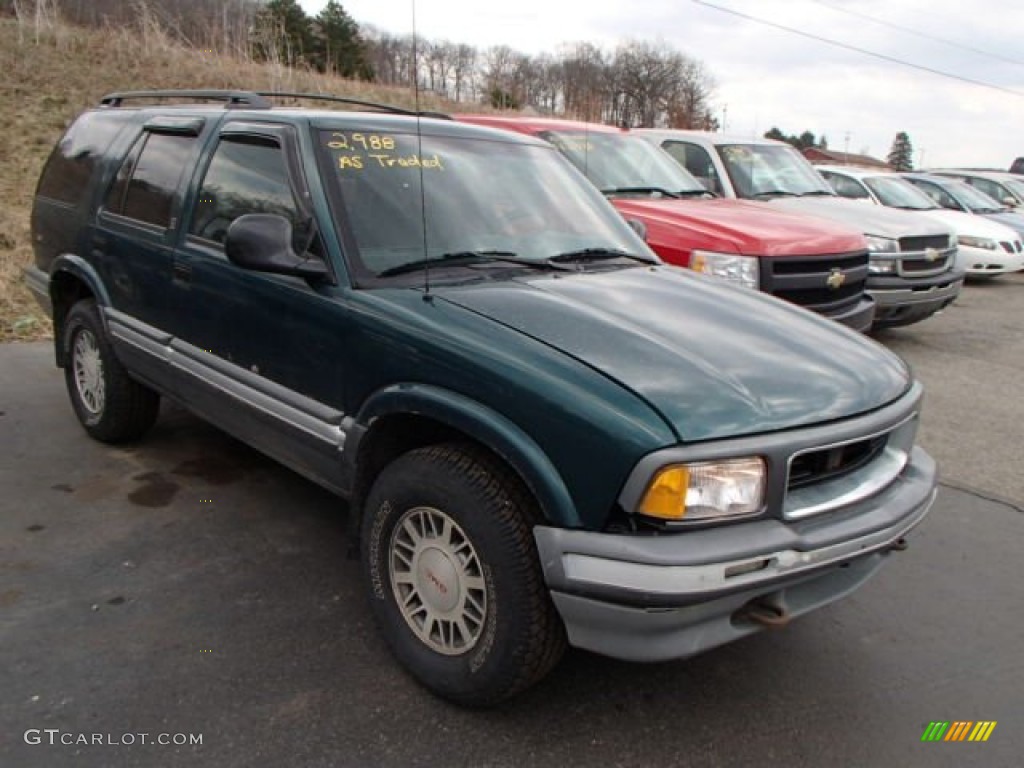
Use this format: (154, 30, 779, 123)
(411, 0, 431, 299)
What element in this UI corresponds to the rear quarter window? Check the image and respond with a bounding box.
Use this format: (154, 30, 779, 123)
(36, 112, 128, 205)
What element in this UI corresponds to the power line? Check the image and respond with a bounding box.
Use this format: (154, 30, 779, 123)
(807, 0, 1024, 68)
(691, 0, 1024, 98)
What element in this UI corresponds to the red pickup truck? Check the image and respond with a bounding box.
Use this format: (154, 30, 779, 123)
(457, 116, 875, 331)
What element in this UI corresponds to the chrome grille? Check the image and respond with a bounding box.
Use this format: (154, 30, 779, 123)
(783, 414, 919, 520)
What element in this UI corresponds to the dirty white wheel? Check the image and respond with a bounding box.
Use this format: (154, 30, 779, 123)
(390, 506, 487, 655)
(62, 299, 159, 443)
(362, 443, 565, 706)
(72, 329, 106, 415)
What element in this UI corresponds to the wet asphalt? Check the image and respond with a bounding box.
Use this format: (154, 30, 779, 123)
(1, 274, 1023, 767)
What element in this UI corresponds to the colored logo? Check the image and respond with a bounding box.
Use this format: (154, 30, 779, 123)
(924, 247, 940, 262)
(921, 721, 997, 742)
(826, 267, 846, 290)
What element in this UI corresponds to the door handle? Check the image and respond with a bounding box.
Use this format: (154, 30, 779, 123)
(172, 261, 192, 284)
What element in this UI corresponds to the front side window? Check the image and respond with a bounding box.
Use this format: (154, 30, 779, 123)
(715, 144, 834, 198)
(661, 141, 722, 194)
(820, 171, 871, 200)
(317, 129, 653, 279)
(863, 176, 936, 210)
(190, 136, 301, 245)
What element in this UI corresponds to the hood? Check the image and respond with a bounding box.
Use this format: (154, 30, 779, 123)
(915, 209, 1021, 240)
(435, 267, 910, 442)
(768, 196, 954, 239)
(980, 211, 1024, 237)
(611, 198, 865, 257)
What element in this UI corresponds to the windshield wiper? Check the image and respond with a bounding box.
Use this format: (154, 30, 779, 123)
(752, 189, 798, 198)
(548, 247, 657, 266)
(797, 190, 835, 197)
(676, 189, 716, 198)
(377, 250, 571, 278)
(601, 186, 681, 199)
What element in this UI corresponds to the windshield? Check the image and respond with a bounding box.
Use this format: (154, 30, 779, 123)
(943, 179, 1006, 212)
(863, 176, 937, 210)
(540, 131, 707, 195)
(716, 144, 834, 198)
(1002, 177, 1024, 201)
(317, 129, 653, 279)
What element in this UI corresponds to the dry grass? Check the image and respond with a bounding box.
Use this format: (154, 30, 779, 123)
(0, 16, 458, 341)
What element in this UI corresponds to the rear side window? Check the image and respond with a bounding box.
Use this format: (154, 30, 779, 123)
(107, 132, 196, 227)
(36, 112, 126, 205)
(189, 136, 301, 244)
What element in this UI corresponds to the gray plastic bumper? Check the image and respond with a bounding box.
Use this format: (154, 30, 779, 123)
(533, 447, 936, 662)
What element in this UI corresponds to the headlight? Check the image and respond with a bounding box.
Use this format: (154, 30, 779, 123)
(690, 250, 759, 289)
(638, 457, 766, 521)
(958, 235, 997, 250)
(868, 255, 897, 274)
(865, 235, 898, 253)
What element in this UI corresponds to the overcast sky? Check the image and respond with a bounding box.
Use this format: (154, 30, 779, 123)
(300, 0, 1024, 168)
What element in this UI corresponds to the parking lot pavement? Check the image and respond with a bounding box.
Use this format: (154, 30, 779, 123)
(877, 271, 1024, 505)
(2, 277, 1022, 768)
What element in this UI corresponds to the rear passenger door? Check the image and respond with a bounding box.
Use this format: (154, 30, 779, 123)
(94, 120, 204, 333)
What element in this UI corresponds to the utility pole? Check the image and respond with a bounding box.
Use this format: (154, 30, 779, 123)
(844, 131, 851, 160)
(721, 104, 728, 132)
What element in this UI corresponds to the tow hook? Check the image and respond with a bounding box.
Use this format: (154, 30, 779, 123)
(887, 537, 909, 552)
(736, 599, 791, 629)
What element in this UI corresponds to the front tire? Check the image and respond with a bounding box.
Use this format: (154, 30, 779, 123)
(361, 443, 565, 706)
(62, 300, 160, 443)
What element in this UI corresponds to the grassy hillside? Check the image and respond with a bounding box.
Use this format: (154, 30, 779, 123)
(0, 17, 455, 341)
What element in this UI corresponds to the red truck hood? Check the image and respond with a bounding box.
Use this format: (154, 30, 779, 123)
(612, 197, 866, 257)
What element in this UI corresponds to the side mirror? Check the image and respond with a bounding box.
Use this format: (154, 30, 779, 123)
(626, 218, 648, 241)
(225, 214, 330, 280)
(1002, 196, 1018, 207)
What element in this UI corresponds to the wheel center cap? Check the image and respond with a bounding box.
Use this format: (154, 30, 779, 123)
(417, 547, 459, 613)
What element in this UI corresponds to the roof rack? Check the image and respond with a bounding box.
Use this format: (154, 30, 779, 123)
(98, 90, 451, 119)
(100, 90, 273, 109)
(257, 92, 451, 119)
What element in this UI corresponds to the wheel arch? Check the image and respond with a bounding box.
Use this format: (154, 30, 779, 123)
(348, 384, 580, 537)
(50, 255, 111, 367)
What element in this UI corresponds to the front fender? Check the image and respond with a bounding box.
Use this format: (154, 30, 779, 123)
(355, 383, 581, 528)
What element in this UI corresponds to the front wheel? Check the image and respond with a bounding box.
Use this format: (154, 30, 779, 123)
(361, 443, 565, 706)
(62, 300, 160, 443)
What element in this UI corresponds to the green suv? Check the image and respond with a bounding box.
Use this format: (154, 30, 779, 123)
(26, 91, 937, 705)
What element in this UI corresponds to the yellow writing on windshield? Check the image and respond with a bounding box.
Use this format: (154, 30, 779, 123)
(336, 153, 445, 171)
(326, 132, 397, 151)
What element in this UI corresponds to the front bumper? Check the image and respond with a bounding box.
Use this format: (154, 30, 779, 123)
(958, 244, 1024, 276)
(24, 265, 52, 316)
(533, 446, 936, 662)
(867, 269, 963, 328)
(823, 295, 875, 333)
